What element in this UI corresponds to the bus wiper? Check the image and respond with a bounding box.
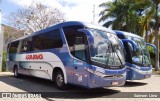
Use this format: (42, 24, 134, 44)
(109, 41, 123, 68)
(115, 50, 123, 68)
(105, 47, 110, 66)
(142, 49, 149, 66)
(139, 48, 146, 66)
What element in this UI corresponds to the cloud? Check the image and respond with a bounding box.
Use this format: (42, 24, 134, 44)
(9, 0, 33, 7)
(56, 0, 78, 8)
(8, 0, 62, 8)
(60, 0, 108, 23)
(7, 0, 113, 24)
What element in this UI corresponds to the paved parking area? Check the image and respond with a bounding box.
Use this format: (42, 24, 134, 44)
(0, 72, 160, 101)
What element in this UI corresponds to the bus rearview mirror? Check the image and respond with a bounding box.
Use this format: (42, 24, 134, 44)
(121, 39, 137, 51)
(78, 29, 94, 45)
(119, 39, 124, 48)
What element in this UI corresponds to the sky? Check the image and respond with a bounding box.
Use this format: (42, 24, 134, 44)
(1, 0, 112, 25)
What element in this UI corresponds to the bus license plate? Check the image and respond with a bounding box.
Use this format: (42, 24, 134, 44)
(145, 75, 149, 78)
(112, 81, 118, 85)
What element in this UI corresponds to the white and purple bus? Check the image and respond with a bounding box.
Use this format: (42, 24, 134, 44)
(115, 30, 156, 80)
(7, 21, 126, 89)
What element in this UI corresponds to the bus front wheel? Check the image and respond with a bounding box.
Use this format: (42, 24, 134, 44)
(54, 70, 66, 89)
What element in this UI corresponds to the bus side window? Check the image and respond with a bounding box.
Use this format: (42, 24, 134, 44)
(21, 38, 32, 52)
(33, 36, 43, 50)
(33, 29, 63, 51)
(62, 25, 84, 59)
(9, 41, 19, 53)
(74, 35, 87, 61)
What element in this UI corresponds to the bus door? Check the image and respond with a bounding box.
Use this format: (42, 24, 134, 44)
(73, 33, 89, 87)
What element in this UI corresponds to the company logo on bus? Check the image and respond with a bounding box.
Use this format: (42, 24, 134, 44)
(26, 54, 43, 60)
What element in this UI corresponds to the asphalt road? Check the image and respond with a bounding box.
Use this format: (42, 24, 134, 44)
(0, 72, 160, 101)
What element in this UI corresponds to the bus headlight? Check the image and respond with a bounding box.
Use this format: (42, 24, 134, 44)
(94, 71, 106, 78)
(85, 68, 126, 78)
(85, 68, 106, 78)
(135, 65, 140, 70)
(131, 67, 140, 73)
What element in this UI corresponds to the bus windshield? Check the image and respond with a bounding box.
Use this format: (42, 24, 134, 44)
(128, 36, 151, 67)
(89, 29, 125, 68)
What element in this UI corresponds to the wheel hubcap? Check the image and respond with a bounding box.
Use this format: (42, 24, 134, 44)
(56, 74, 63, 86)
(14, 69, 17, 76)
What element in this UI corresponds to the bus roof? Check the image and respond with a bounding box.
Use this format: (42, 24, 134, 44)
(10, 21, 115, 43)
(114, 30, 143, 39)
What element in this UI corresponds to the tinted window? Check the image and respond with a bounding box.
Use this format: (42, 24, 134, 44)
(63, 26, 83, 47)
(9, 41, 19, 53)
(74, 35, 87, 61)
(33, 29, 63, 50)
(63, 26, 87, 61)
(21, 38, 32, 52)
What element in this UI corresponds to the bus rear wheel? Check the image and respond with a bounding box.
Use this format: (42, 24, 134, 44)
(54, 70, 66, 90)
(14, 67, 20, 78)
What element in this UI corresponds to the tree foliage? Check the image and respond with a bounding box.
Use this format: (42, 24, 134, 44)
(3, 25, 24, 43)
(99, 0, 152, 36)
(8, 2, 66, 34)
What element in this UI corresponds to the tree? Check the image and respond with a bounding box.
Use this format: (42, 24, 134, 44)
(99, 0, 151, 35)
(3, 24, 24, 43)
(152, 0, 160, 71)
(8, 2, 66, 34)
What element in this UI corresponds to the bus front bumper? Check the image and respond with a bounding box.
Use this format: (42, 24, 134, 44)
(87, 72, 126, 88)
(126, 66, 152, 80)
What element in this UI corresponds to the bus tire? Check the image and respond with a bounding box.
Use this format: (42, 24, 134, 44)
(54, 70, 66, 90)
(13, 66, 20, 78)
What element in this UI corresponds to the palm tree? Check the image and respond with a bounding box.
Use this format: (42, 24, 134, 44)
(143, 0, 160, 71)
(152, 0, 160, 71)
(99, 0, 152, 35)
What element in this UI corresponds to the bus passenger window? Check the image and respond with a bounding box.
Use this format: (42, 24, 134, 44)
(21, 38, 32, 52)
(9, 41, 19, 53)
(33, 29, 63, 51)
(33, 37, 43, 50)
(74, 35, 87, 61)
(62, 25, 87, 61)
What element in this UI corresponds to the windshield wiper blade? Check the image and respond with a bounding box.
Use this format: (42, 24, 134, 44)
(110, 41, 123, 68)
(105, 47, 110, 65)
(115, 50, 123, 68)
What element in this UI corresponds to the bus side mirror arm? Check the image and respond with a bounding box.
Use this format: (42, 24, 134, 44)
(78, 29, 94, 45)
(119, 39, 124, 48)
(121, 39, 137, 51)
